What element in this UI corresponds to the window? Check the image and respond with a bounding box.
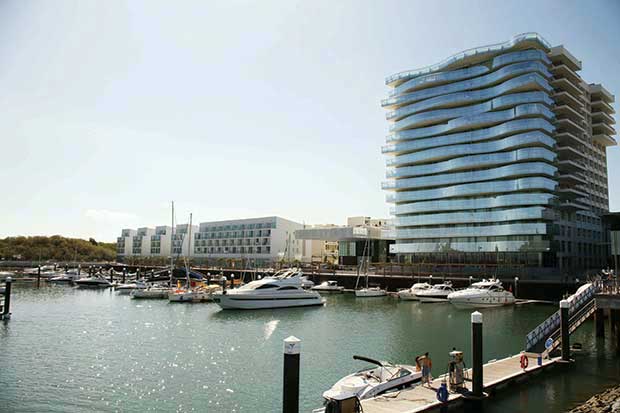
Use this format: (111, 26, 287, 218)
(277, 286, 299, 291)
(256, 284, 277, 290)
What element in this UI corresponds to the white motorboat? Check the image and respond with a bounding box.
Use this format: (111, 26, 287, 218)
(397, 282, 432, 300)
(49, 269, 80, 284)
(213, 269, 325, 310)
(322, 355, 422, 405)
(130, 285, 169, 299)
(355, 287, 387, 297)
(300, 276, 315, 289)
(74, 276, 112, 289)
(116, 280, 147, 295)
(448, 279, 515, 309)
(311, 281, 344, 293)
(416, 282, 454, 303)
(169, 284, 221, 302)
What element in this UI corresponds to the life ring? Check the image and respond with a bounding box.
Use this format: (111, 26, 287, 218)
(520, 354, 529, 369)
(436, 383, 449, 403)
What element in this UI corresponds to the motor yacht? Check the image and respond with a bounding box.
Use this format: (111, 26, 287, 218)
(397, 282, 431, 301)
(116, 280, 147, 295)
(448, 279, 515, 309)
(322, 355, 421, 405)
(212, 268, 324, 310)
(49, 269, 80, 284)
(355, 287, 387, 297)
(311, 281, 344, 293)
(74, 276, 112, 289)
(300, 276, 315, 289)
(416, 282, 454, 303)
(130, 284, 169, 299)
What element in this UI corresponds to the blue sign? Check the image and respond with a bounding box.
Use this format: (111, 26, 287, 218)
(545, 337, 553, 349)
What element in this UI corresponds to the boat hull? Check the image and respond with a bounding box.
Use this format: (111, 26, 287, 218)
(355, 289, 387, 297)
(417, 295, 449, 303)
(450, 300, 512, 309)
(397, 291, 418, 300)
(311, 288, 344, 293)
(214, 294, 324, 310)
(130, 289, 168, 299)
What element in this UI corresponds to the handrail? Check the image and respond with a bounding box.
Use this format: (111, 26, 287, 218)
(541, 299, 597, 357)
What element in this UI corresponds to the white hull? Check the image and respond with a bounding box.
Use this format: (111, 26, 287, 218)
(417, 295, 448, 303)
(168, 291, 212, 302)
(397, 291, 418, 300)
(215, 294, 324, 310)
(131, 289, 169, 299)
(450, 300, 513, 309)
(311, 287, 344, 293)
(355, 289, 387, 297)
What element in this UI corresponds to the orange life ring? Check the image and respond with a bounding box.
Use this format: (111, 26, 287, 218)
(520, 354, 529, 369)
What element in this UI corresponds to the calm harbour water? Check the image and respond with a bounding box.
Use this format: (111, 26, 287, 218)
(0, 285, 618, 412)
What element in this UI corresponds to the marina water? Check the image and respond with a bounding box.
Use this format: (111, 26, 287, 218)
(0, 285, 618, 412)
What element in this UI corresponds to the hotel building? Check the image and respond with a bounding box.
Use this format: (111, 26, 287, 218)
(382, 33, 616, 277)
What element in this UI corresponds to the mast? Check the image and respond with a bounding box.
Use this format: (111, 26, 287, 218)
(186, 213, 193, 289)
(170, 201, 175, 284)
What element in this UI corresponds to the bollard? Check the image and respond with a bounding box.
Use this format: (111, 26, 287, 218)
(122, 267, 127, 284)
(560, 300, 570, 361)
(283, 336, 301, 413)
(37, 265, 41, 287)
(514, 277, 519, 299)
(471, 311, 483, 398)
(3, 277, 12, 319)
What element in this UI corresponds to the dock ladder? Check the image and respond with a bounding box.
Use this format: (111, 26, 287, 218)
(524, 283, 598, 353)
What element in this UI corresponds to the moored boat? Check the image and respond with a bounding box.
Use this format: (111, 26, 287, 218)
(74, 276, 112, 289)
(355, 287, 387, 297)
(311, 281, 344, 293)
(397, 282, 431, 300)
(448, 279, 515, 309)
(416, 282, 454, 303)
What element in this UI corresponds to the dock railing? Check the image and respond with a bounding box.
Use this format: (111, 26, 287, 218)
(525, 282, 597, 352)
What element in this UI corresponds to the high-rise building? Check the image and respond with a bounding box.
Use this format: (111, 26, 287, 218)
(382, 33, 616, 278)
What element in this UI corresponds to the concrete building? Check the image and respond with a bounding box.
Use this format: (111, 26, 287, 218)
(382, 33, 616, 278)
(116, 229, 136, 256)
(295, 217, 395, 265)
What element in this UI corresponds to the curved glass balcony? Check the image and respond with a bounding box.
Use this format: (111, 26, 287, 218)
(385, 32, 551, 86)
(383, 118, 555, 155)
(395, 206, 548, 227)
(393, 193, 556, 215)
(389, 65, 489, 97)
(383, 162, 557, 190)
(492, 49, 551, 69)
(388, 147, 556, 178)
(387, 103, 554, 141)
(385, 60, 551, 105)
(395, 222, 549, 239)
(387, 177, 557, 203)
(391, 239, 550, 253)
(388, 131, 555, 167)
(387, 74, 552, 121)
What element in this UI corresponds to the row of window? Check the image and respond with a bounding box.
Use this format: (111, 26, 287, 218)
(194, 246, 272, 255)
(195, 229, 271, 239)
(560, 240, 604, 256)
(200, 222, 275, 232)
(195, 238, 270, 247)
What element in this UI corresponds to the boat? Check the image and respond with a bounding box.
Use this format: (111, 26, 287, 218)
(447, 279, 515, 309)
(397, 282, 432, 300)
(130, 284, 169, 299)
(354, 238, 387, 298)
(311, 281, 344, 293)
(416, 282, 454, 303)
(49, 268, 81, 284)
(322, 355, 422, 405)
(212, 268, 325, 310)
(74, 276, 112, 289)
(116, 280, 147, 295)
(169, 284, 221, 302)
(300, 276, 315, 289)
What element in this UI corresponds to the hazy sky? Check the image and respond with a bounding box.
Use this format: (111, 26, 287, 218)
(1, 0, 619, 242)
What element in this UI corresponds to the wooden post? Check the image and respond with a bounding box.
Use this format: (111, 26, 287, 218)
(471, 311, 483, 398)
(283, 336, 301, 413)
(122, 267, 126, 284)
(595, 308, 605, 338)
(37, 265, 41, 287)
(560, 300, 570, 361)
(2, 277, 12, 319)
(514, 277, 519, 299)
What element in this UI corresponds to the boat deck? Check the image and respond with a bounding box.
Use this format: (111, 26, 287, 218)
(361, 353, 558, 413)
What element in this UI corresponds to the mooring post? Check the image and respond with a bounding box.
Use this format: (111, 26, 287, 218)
(514, 277, 519, 299)
(221, 275, 227, 294)
(109, 269, 113, 284)
(283, 336, 301, 413)
(77, 264, 81, 277)
(122, 267, 126, 284)
(3, 277, 12, 319)
(37, 265, 41, 287)
(560, 299, 570, 361)
(471, 311, 483, 398)
(595, 308, 605, 338)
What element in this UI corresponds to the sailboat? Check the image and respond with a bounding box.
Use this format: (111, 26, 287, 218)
(355, 237, 386, 297)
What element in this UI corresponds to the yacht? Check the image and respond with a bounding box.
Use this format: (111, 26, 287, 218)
(212, 269, 325, 310)
(130, 284, 169, 299)
(49, 269, 80, 284)
(397, 282, 431, 301)
(74, 276, 112, 289)
(322, 355, 421, 405)
(311, 281, 344, 293)
(300, 276, 315, 289)
(416, 282, 454, 303)
(116, 280, 147, 295)
(448, 279, 515, 309)
(355, 287, 387, 297)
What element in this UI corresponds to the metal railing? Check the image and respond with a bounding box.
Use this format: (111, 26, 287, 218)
(541, 298, 597, 357)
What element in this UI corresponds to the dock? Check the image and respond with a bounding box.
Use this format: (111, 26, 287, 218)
(361, 353, 558, 413)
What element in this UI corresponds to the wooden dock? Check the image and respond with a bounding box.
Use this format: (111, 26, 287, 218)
(361, 353, 558, 413)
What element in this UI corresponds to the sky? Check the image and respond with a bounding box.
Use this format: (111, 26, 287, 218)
(1, 0, 619, 242)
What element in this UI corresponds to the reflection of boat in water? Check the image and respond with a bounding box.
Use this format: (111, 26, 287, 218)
(213, 268, 324, 310)
(448, 279, 515, 309)
(416, 282, 454, 303)
(397, 282, 431, 301)
(322, 355, 422, 405)
(75, 276, 112, 289)
(311, 281, 344, 293)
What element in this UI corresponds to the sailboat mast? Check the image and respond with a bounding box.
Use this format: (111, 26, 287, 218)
(186, 213, 193, 287)
(170, 201, 175, 283)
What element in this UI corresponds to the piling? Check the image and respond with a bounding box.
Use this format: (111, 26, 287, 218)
(122, 268, 126, 283)
(283, 336, 301, 413)
(2, 277, 12, 320)
(560, 300, 570, 361)
(471, 311, 483, 398)
(78, 265, 81, 277)
(221, 276, 227, 294)
(595, 308, 605, 338)
(514, 277, 519, 298)
(37, 265, 41, 287)
(109, 269, 113, 284)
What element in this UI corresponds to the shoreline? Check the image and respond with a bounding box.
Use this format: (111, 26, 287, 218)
(566, 385, 620, 413)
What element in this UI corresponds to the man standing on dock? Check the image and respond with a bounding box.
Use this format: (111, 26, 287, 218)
(422, 352, 433, 387)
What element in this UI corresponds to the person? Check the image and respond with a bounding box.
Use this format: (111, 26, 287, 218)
(422, 352, 433, 387)
(414, 356, 421, 372)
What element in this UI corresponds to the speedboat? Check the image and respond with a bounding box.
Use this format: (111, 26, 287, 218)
(311, 281, 344, 293)
(130, 284, 169, 299)
(116, 280, 147, 295)
(322, 355, 422, 404)
(448, 279, 515, 309)
(397, 282, 431, 300)
(355, 287, 387, 297)
(212, 268, 325, 310)
(49, 269, 80, 284)
(416, 282, 454, 303)
(74, 276, 112, 289)
(300, 276, 315, 289)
